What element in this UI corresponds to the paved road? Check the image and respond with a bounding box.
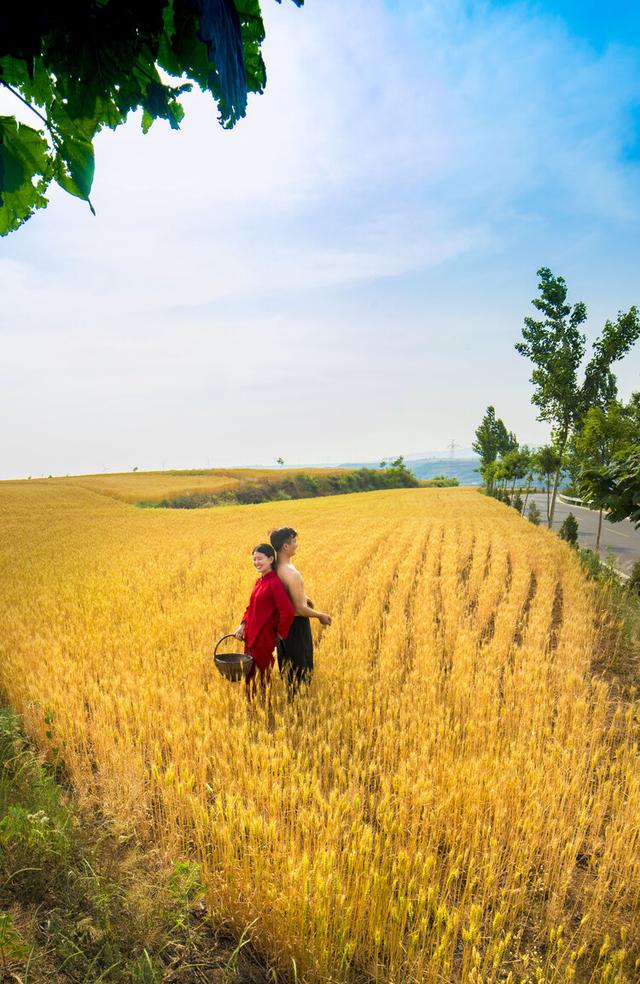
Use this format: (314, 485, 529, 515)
(527, 494, 639, 578)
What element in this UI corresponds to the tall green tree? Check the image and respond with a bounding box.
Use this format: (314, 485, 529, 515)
(581, 315, 640, 414)
(519, 445, 535, 517)
(0, 0, 303, 234)
(581, 449, 640, 528)
(620, 391, 640, 437)
(501, 446, 530, 498)
(575, 402, 635, 549)
(516, 267, 639, 528)
(472, 406, 514, 494)
(533, 445, 562, 526)
(563, 435, 583, 498)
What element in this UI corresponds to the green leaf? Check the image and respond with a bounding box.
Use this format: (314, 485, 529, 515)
(45, 101, 97, 208)
(55, 131, 96, 206)
(0, 131, 24, 193)
(159, 3, 213, 93)
(195, 0, 248, 125)
(141, 79, 189, 131)
(56, 85, 125, 135)
(0, 55, 54, 108)
(0, 116, 52, 235)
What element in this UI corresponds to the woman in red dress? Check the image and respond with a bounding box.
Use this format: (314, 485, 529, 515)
(234, 543, 295, 699)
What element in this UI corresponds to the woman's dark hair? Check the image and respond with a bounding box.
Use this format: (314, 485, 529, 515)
(252, 543, 277, 572)
(270, 526, 297, 553)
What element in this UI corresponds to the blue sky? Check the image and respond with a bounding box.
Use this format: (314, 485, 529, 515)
(492, 1, 640, 54)
(1, 0, 639, 478)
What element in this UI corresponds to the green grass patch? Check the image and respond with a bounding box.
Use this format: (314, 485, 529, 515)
(0, 706, 267, 982)
(140, 465, 420, 509)
(576, 550, 640, 692)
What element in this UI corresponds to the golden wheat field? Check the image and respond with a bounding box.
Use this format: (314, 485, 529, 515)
(0, 482, 638, 983)
(9, 466, 346, 503)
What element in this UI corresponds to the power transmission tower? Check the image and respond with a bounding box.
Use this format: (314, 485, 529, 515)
(447, 440, 460, 458)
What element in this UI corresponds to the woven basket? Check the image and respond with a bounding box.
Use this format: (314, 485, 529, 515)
(213, 634, 254, 682)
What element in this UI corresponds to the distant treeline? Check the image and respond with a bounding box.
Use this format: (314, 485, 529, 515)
(422, 475, 460, 488)
(142, 462, 420, 509)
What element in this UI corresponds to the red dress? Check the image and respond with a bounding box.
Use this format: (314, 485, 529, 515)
(242, 571, 295, 674)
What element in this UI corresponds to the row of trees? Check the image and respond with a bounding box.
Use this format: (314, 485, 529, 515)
(484, 473, 581, 550)
(472, 420, 564, 525)
(474, 393, 640, 545)
(475, 268, 640, 537)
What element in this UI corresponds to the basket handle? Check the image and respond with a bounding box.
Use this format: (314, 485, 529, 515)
(213, 633, 245, 656)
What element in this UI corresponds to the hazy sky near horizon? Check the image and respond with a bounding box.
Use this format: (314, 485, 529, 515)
(1, 0, 640, 479)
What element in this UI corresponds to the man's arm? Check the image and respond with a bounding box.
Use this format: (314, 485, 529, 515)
(280, 568, 331, 625)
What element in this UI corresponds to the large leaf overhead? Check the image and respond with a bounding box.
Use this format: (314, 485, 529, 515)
(193, 0, 247, 126)
(0, 116, 51, 234)
(0, 0, 304, 235)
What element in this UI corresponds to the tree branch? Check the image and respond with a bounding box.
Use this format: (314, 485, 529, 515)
(0, 80, 60, 149)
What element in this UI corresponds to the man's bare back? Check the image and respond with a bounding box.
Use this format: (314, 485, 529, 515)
(268, 529, 332, 626)
(278, 559, 331, 625)
(268, 527, 331, 697)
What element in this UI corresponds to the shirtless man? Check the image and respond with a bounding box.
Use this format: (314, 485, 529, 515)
(269, 526, 331, 696)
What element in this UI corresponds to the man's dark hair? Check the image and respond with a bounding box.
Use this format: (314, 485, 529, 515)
(270, 527, 298, 552)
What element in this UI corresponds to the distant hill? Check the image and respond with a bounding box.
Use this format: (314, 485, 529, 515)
(404, 448, 478, 462)
(335, 457, 482, 485)
(408, 458, 481, 485)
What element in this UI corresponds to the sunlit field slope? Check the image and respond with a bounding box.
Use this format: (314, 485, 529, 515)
(9, 466, 347, 504)
(0, 485, 638, 983)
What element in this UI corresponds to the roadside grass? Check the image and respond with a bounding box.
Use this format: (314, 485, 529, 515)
(0, 706, 269, 983)
(577, 550, 640, 695)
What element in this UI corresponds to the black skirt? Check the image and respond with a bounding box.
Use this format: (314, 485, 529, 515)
(277, 616, 313, 673)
